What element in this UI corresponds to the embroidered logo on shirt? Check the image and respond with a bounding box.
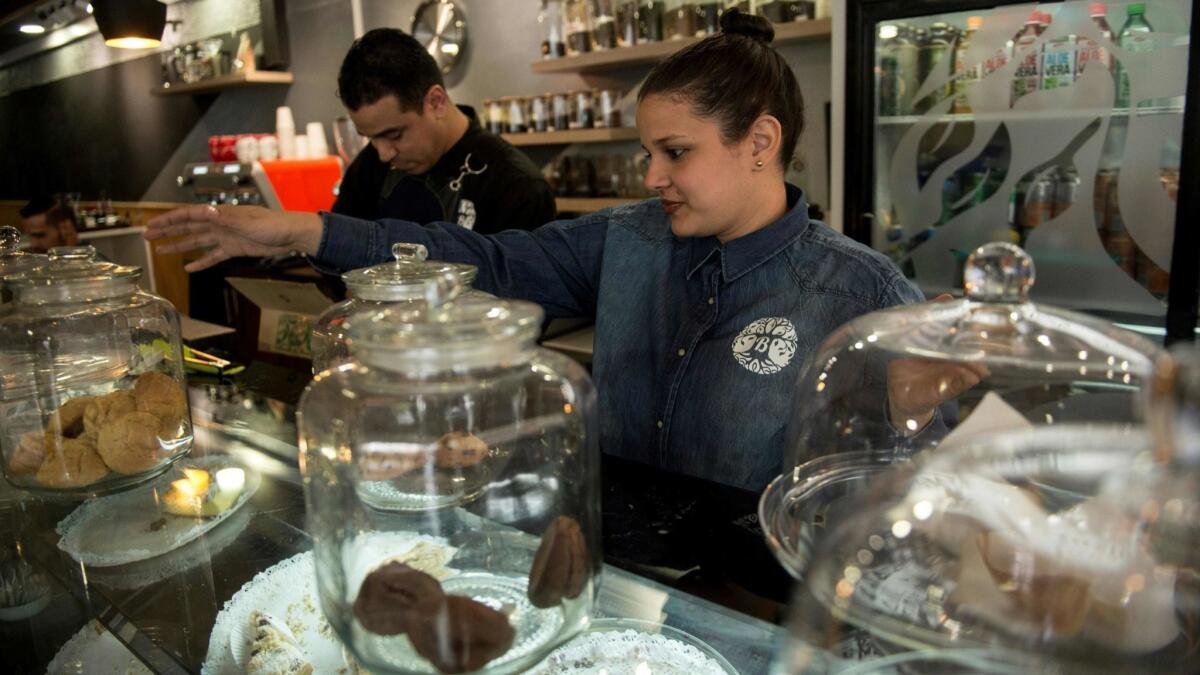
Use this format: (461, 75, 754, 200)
(732, 317, 798, 375)
(457, 199, 477, 230)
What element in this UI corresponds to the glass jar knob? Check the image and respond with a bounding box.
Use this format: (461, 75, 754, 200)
(963, 242, 1035, 303)
(48, 245, 98, 264)
(0, 225, 20, 251)
(392, 242, 429, 263)
(423, 270, 464, 307)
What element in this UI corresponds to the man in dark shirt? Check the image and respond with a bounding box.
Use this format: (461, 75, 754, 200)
(333, 29, 555, 233)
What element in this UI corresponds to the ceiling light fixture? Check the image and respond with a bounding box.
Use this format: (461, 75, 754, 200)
(92, 0, 166, 50)
(19, 24, 47, 34)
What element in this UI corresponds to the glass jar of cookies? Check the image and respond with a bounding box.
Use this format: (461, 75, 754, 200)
(310, 243, 485, 375)
(298, 272, 600, 674)
(0, 245, 192, 496)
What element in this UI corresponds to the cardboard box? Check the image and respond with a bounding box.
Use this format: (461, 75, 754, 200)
(225, 277, 333, 358)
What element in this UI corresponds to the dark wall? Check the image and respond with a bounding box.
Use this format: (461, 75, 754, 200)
(0, 53, 213, 199)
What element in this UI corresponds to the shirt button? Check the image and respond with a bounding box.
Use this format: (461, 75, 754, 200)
(656, 420, 663, 429)
(708, 297, 715, 305)
(677, 348, 686, 357)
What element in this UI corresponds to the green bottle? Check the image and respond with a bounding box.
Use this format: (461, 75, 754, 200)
(1115, 3, 1154, 110)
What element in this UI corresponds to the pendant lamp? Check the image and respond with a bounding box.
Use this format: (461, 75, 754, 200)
(93, 0, 167, 49)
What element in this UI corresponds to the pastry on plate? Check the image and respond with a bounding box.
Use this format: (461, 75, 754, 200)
(96, 411, 162, 475)
(407, 594, 515, 674)
(36, 435, 108, 488)
(245, 610, 314, 675)
(434, 431, 489, 469)
(9, 431, 46, 476)
(83, 391, 136, 437)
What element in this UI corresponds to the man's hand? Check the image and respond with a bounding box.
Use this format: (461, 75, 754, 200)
(144, 205, 324, 272)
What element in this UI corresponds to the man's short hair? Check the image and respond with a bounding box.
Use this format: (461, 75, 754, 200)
(337, 28, 444, 112)
(20, 195, 77, 229)
(19, 194, 55, 219)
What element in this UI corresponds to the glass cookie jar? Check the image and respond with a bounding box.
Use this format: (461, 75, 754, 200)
(298, 273, 600, 674)
(310, 243, 483, 375)
(0, 246, 193, 496)
(759, 243, 1163, 580)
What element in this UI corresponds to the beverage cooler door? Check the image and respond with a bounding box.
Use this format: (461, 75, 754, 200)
(846, 0, 1193, 332)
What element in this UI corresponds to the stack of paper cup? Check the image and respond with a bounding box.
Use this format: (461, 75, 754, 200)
(306, 122, 329, 157)
(276, 106, 296, 160)
(294, 134, 310, 160)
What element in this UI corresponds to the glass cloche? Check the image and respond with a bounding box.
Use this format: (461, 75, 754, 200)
(0, 225, 46, 311)
(771, 422, 1199, 674)
(0, 246, 193, 495)
(297, 273, 600, 674)
(760, 243, 1163, 579)
(310, 242, 485, 374)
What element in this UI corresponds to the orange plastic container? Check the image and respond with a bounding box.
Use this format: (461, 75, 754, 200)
(259, 158, 343, 212)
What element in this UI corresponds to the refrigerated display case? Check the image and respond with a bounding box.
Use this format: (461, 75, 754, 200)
(834, 0, 1198, 344)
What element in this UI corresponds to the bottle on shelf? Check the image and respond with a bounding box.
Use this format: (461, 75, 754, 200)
(952, 16, 982, 114)
(593, 0, 618, 49)
(565, 0, 593, 56)
(616, 2, 639, 47)
(1077, 3, 1114, 77)
(665, 1, 696, 40)
(539, 0, 567, 59)
(507, 96, 528, 134)
(1115, 3, 1154, 109)
(876, 23, 918, 117)
(916, 21, 955, 113)
(639, 1, 665, 43)
(695, 2, 721, 36)
(1010, 11, 1044, 106)
(1042, 25, 1078, 92)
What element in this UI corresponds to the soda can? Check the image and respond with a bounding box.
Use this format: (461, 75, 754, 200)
(1054, 166, 1081, 217)
(1022, 170, 1058, 229)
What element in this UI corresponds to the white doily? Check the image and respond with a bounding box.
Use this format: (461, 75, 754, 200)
(528, 627, 735, 675)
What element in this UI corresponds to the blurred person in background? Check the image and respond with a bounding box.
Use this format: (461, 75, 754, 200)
(18, 195, 79, 253)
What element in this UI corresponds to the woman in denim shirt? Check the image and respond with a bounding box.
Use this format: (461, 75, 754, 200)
(147, 11, 937, 491)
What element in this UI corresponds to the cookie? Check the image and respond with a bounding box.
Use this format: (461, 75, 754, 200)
(133, 371, 187, 431)
(434, 431, 489, 469)
(96, 411, 163, 475)
(408, 595, 515, 674)
(83, 391, 136, 437)
(9, 431, 46, 476)
(528, 515, 591, 608)
(36, 435, 107, 488)
(359, 449, 428, 481)
(352, 561, 445, 636)
(51, 395, 93, 438)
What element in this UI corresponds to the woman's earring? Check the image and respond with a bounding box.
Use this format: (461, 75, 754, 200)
(755, 160, 764, 168)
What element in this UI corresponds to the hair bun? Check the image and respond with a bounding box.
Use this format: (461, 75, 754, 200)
(719, 8, 775, 44)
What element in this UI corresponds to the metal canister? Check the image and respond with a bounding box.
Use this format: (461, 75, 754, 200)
(1053, 166, 1081, 217)
(552, 92, 571, 132)
(1022, 169, 1058, 230)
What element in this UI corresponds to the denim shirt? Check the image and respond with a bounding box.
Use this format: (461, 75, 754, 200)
(316, 186, 924, 491)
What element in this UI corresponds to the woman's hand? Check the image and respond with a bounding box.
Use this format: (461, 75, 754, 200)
(144, 205, 324, 272)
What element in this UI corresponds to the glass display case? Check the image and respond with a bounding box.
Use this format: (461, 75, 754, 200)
(309, 243, 482, 375)
(759, 242, 1163, 579)
(0, 245, 192, 496)
(839, 0, 1197, 340)
(298, 274, 602, 673)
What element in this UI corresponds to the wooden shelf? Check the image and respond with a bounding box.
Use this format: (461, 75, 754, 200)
(531, 18, 831, 74)
(556, 197, 640, 212)
(502, 127, 641, 146)
(152, 71, 294, 96)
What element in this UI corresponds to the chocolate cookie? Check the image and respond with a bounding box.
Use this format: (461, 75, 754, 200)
(358, 450, 428, 481)
(528, 515, 591, 608)
(408, 595, 515, 674)
(83, 391, 137, 437)
(434, 431, 489, 469)
(96, 411, 163, 474)
(9, 431, 46, 476)
(352, 561, 444, 636)
(36, 435, 107, 488)
(133, 371, 187, 431)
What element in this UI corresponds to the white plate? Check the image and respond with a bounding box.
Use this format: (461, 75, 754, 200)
(527, 618, 739, 675)
(45, 621, 153, 675)
(202, 532, 457, 675)
(56, 455, 260, 567)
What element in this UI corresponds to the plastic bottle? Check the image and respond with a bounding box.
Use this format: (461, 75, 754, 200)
(952, 16, 983, 114)
(1010, 11, 1043, 105)
(1115, 3, 1154, 109)
(1077, 3, 1113, 76)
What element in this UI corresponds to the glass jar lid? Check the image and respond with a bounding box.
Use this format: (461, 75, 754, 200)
(342, 243, 478, 302)
(5, 245, 141, 303)
(0, 225, 46, 279)
(348, 272, 542, 374)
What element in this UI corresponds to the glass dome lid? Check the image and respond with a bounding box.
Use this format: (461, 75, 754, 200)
(5, 245, 141, 302)
(342, 242, 478, 302)
(348, 272, 542, 374)
(760, 243, 1163, 580)
(773, 424, 1199, 675)
(0, 225, 46, 278)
